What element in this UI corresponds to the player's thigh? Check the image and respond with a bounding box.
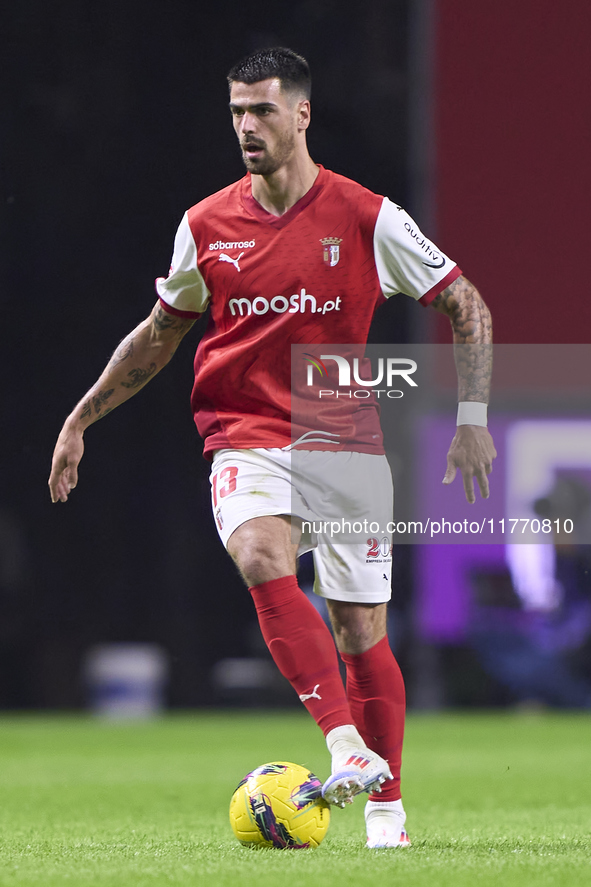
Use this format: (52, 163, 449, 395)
(210, 449, 309, 542)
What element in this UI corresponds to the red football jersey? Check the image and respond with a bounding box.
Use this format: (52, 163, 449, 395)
(156, 166, 460, 458)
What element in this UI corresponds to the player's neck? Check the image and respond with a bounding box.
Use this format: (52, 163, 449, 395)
(250, 155, 319, 217)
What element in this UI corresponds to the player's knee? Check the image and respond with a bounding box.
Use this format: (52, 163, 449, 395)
(229, 537, 287, 586)
(328, 602, 388, 654)
(227, 516, 298, 586)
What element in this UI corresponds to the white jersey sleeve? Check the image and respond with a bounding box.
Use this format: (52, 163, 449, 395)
(155, 213, 211, 315)
(373, 197, 458, 300)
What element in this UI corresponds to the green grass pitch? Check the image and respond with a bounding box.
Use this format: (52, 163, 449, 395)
(1, 711, 590, 886)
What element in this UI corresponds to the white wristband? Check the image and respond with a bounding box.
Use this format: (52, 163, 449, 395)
(457, 401, 488, 427)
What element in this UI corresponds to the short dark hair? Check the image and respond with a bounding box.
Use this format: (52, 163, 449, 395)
(227, 47, 311, 100)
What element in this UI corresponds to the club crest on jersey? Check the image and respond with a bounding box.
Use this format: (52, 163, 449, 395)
(320, 237, 342, 267)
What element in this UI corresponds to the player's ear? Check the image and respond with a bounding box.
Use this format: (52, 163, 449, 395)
(297, 100, 311, 131)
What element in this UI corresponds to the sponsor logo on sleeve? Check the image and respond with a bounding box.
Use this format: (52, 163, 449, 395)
(403, 222, 446, 268)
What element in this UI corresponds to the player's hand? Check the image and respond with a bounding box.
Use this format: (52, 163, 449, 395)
(443, 425, 497, 504)
(48, 424, 85, 503)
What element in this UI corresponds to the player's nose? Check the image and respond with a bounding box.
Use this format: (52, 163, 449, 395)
(239, 111, 258, 133)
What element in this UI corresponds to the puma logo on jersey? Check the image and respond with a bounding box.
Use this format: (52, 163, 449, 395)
(299, 684, 322, 702)
(219, 251, 244, 272)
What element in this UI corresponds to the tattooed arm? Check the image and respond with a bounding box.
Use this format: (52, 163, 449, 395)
(48, 301, 196, 503)
(430, 275, 497, 503)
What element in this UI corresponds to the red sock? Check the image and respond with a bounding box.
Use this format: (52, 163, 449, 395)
(340, 636, 405, 801)
(249, 576, 353, 736)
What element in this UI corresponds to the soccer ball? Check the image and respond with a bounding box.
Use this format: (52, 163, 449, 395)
(229, 761, 331, 849)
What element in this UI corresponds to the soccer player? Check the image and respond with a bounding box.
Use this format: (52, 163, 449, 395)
(48, 48, 496, 848)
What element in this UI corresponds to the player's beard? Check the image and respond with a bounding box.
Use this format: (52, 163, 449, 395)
(240, 128, 296, 176)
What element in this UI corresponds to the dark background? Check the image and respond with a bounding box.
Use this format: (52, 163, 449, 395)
(3, 0, 590, 709)
(2, 0, 418, 708)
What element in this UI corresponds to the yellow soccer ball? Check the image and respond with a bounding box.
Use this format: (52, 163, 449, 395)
(229, 761, 331, 849)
